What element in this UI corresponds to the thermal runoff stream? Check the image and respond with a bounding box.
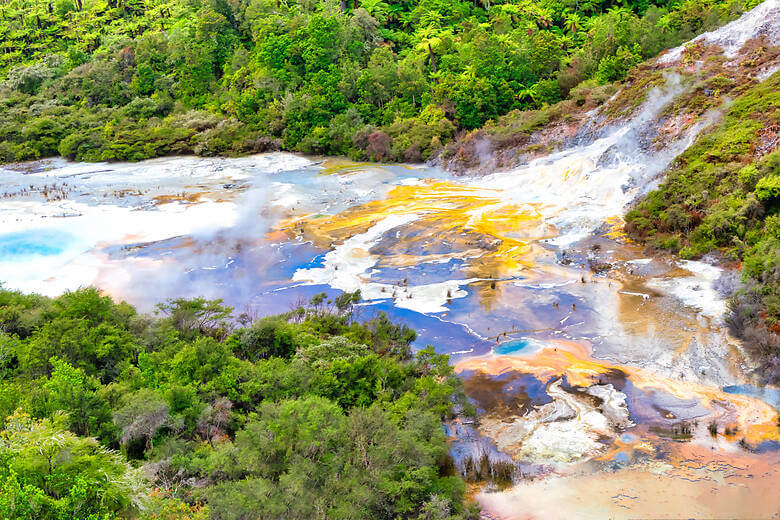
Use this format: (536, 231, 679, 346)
(2, 5, 780, 518)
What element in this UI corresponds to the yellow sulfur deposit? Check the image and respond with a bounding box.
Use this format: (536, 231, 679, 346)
(279, 180, 551, 278)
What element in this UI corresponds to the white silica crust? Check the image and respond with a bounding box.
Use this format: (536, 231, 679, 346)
(658, 0, 780, 64)
(479, 379, 634, 463)
(292, 214, 481, 314)
(646, 260, 727, 320)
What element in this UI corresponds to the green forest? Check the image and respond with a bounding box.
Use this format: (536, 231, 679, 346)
(0, 0, 760, 163)
(0, 287, 479, 519)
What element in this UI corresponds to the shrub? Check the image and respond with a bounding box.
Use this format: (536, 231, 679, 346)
(755, 175, 780, 201)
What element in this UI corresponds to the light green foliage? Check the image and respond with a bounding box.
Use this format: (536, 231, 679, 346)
(0, 0, 751, 163)
(738, 164, 761, 186)
(14, 287, 138, 381)
(0, 411, 147, 519)
(595, 44, 642, 84)
(33, 357, 116, 442)
(755, 175, 780, 201)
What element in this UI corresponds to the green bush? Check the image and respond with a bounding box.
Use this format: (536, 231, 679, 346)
(0, 288, 475, 518)
(755, 175, 780, 201)
(596, 45, 642, 84)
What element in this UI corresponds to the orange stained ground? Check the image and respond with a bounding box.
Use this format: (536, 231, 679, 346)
(456, 344, 780, 445)
(277, 180, 553, 277)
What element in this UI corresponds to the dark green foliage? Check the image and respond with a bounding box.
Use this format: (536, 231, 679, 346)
(231, 317, 304, 360)
(0, 0, 753, 163)
(210, 398, 468, 520)
(0, 287, 475, 519)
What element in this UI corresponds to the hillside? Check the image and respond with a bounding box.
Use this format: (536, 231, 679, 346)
(627, 71, 780, 382)
(429, 0, 780, 382)
(0, 0, 761, 163)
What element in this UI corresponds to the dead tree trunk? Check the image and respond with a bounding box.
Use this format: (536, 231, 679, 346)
(428, 43, 438, 77)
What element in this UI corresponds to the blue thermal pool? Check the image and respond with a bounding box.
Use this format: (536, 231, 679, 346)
(0, 230, 71, 259)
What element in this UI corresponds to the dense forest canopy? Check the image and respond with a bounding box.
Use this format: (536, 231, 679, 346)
(0, 0, 760, 162)
(0, 286, 479, 519)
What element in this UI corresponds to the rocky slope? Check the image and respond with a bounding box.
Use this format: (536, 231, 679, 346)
(436, 0, 780, 382)
(434, 0, 780, 176)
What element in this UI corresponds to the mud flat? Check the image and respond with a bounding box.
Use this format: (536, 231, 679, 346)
(476, 450, 780, 520)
